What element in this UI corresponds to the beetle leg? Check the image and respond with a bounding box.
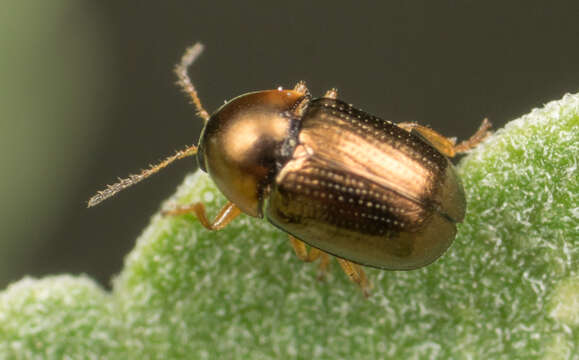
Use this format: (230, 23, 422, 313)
(398, 118, 491, 158)
(453, 118, 492, 153)
(317, 252, 331, 280)
(289, 236, 333, 279)
(398, 122, 458, 157)
(336, 258, 370, 297)
(290, 237, 369, 294)
(323, 88, 338, 99)
(289, 236, 322, 262)
(293, 81, 310, 96)
(163, 201, 241, 230)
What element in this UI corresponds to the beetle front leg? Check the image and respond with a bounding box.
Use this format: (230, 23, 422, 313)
(398, 118, 491, 158)
(163, 201, 241, 230)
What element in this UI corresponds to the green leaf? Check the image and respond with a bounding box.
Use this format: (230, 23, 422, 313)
(1, 93, 577, 359)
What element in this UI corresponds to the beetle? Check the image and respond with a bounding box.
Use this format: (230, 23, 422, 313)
(89, 43, 491, 296)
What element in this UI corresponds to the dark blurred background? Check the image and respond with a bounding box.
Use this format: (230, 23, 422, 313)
(1, 1, 578, 289)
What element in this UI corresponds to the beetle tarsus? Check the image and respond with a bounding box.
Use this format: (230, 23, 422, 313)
(323, 88, 338, 99)
(316, 252, 331, 281)
(454, 118, 492, 154)
(336, 258, 371, 298)
(293, 81, 310, 97)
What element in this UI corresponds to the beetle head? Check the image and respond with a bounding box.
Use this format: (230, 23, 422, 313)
(197, 89, 305, 217)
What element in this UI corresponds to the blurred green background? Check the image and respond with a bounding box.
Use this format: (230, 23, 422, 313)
(1, 1, 578, 290)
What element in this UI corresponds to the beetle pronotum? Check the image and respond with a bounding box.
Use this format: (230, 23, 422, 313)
(89, 43, 491, 296)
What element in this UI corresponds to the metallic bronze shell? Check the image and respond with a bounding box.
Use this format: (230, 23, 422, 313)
(197, 90, 305, 217)
(264, 98, 466, 270)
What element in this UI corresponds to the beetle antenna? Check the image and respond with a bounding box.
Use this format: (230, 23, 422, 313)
(87, 145, 198, 207)
(175, 42, 210, 123)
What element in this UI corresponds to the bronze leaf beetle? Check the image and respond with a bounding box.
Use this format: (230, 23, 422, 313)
(89, 43, 491, 296)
